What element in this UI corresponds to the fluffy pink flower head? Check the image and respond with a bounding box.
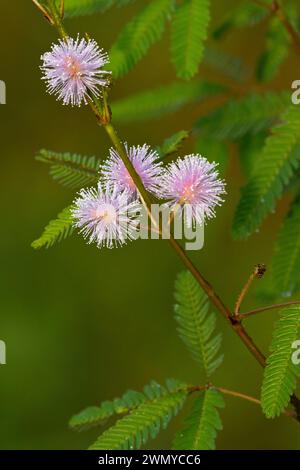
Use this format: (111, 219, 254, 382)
(41, 36, 110, 106)
(101, 144, 162, 199)
(72, 183, 140, 249)
(159, 154, 226, 227)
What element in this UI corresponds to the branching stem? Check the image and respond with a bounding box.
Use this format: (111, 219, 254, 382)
(235, 271, 257, 317)
(251, 0, 300, 54)
(31, 0, 54, 24)
(234, 264, 266, 317)
(32, 0, 300, 423)
(239, 301, 300, 320)
(189, 384, 295, 418)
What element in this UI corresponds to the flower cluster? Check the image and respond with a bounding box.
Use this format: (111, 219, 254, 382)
(41, 38, 226, 249)
(72, 144, 226, 248)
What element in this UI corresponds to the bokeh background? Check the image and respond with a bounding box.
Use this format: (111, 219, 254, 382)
(0, 0, 300, 449)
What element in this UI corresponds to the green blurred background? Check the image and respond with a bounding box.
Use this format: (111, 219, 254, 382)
(0, 0, 299, 449)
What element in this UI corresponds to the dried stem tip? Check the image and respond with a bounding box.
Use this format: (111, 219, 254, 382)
(254, 264, 267, 279)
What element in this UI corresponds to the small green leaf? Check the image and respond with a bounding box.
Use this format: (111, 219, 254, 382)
(86, 379, 188, 450)
(173, 389, 224, 450)
(233, 105, 300, 239)
(109, 0, 175, 79)
(256, 16, 290, 82)
(195, 137, 228, 177)
(63, 0, 135, 18)
(174, 271, 223, 377)
(32, 205, 74, 250)
(238, 132, 266, 177)
(36, 149, 101, 190)
(272, 197, 300, 297)
(158, 130, 189, 159)
(204, 47, 250, 83)
(111, 80, 226, 123)
(261, 306, 300, 418)
(195, 91, 290, 141)
(171, 0, 210, 80)
(70, 390, 145, 431)
(213, 1, 268, 39)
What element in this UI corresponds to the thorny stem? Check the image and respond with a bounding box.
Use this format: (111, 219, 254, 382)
(251, 0, 300, 54)
(239, 301, 300, 320)
(33, 0, 300, 422)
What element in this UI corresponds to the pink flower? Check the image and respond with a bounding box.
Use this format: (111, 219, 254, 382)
(159, 155, 226, 227)
(41, 36, 110, 106)
(72, 183, 140, 249)
(101, 144, 162, 199)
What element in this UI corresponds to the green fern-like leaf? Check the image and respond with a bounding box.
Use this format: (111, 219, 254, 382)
(36, 149, 100, 190)
(70, 389, 145, 431)
(63, 0, 113, 17)
(272, 197, 300, 297)
(195, 137, 229, 176)
(158, 130, 189, 159)
(109, 0, 175, 79)
(213, 1, 268, 39)
(171, 0, 210, 80)
(195, 91, 289, 141)
(204, 47, 250, 83)
(173, 389, 224, 450)
(88, 379, 188, 450)
(111, 80, 225, 123)
(233, 105, 300, 239)
(238, 132, 267, 177)
(174, 271, 223, 377)
(63, 0, 134, 18)
(289, 9, 300, 37)
(31, 206, 74, 250)
(256, 16, 290, 82)
(261, 306, 300, 418)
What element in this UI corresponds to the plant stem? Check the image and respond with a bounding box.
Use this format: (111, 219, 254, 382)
(274, 2, 300, 53)
(168, 239, 264, 368)
(251, 0, 300, 54)
(217, 387, 295, 418)
(235, 271, 257, 317)
(234, 264, 266, 317)
(239, 301, 300, 320)
(48, 0, 68, 38)
(60, 0, 65, 19)
(217, 387, 261, 406)
(105, 121, 267, 369)
(188, 384, 260, 406)
(189, 384, 295, 417)
(32, 0, 300, 422)
(32, 0, 54, 24)
(103, 124, 300, 418)
(168, 236, 230, 320)
(103, 124, 153, 209)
